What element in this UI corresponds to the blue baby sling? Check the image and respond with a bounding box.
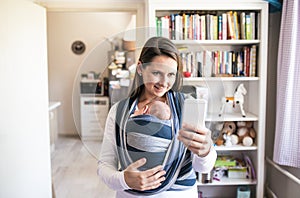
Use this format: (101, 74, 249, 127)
(115, 91, 196, 195)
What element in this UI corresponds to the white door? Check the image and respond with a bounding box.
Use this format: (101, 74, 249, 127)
(0, 1, 52, 197)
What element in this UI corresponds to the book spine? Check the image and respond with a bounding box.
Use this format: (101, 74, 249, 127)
(250, 45, 257, 77)
(181, 52, 187, 72)
(245, 14, 251, 40)
(232, 52, 237, 75)
(237, 51, 244, 76)
(244, 46, 250, 77)
(171, 14, 175, 40)
(228, 51, 232, 75)
(257, 13, 261, 40)
(189, 14, 193, 39)
(218, 15, 222, 40)
(162, 16, 170, 39)
(196, 51, 203, 77)
(156, 17, 162, 37)
(200, 15, 206, 40)
(204, 51, 213, 77)
(250, 12, 256, 39)
(206, 14, 211, 40)
(213, 15, 218, 40)
(222, 13, 227, 40)
(240, 12, 246, 40)
(227, 11, 234, 40)
(233, 11, 240, 40)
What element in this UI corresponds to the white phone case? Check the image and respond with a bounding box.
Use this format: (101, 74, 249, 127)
(182, 98, 207, 128)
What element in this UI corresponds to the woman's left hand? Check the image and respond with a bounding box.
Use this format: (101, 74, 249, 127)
(178, 123, 213, 157)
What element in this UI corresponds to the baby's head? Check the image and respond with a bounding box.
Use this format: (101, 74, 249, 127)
(146, 100, 171, 120)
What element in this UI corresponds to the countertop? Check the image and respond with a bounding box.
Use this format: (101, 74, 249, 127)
(49, 101, 61, 111)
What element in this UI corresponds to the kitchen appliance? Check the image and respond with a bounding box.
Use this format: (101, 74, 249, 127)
(80, 79, 104, 95)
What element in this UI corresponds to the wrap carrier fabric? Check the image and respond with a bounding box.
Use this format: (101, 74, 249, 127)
(115, 91, 196, 196)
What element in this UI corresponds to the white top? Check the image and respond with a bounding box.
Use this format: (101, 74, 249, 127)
(98, 102, 217, 198)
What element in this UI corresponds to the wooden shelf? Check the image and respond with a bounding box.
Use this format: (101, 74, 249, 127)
(173, 39, 260, 46)
(215, 144, 257, 151)
(197, 178, 257, 186)
(206, 112, 258, 122)
(183, 77, 259, 82)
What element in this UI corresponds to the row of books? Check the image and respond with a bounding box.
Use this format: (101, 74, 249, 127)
(180, 45, 257, 77)
(156, 11, 259, 40)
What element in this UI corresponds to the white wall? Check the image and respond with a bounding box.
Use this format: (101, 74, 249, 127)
(47, 11, 137, 135)
(0, 0, 52, 197)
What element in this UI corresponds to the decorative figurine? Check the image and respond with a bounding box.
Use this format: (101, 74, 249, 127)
(219, 83, 247, 117)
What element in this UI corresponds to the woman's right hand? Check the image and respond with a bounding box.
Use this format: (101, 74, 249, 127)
(124, 158, 166, 191)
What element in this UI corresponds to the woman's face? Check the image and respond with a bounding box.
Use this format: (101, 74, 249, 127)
(140, 55, 178, 98)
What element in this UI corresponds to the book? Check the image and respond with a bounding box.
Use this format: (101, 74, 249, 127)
(232, 52, 237, 75)
(175, 14, 182, 40)
(240, 12, 246, 39)
(228, 51, 233, 75)
(161, 16, 170, 38)
(200, 15, 206, 40)
(218, 15, 222, 40)
(170, 14, 176, 40)
(233, 11, 240, 40)
(222, 12, 227, 40)
(194, 13, 200, 40)
(206, 14, 211, 40)
(213, 15, 218, 40)
(243, 46, 250, 76)
(156, 17, 162, 37)
(237, 51, 244, 76)
(250, 45, 257, 77)
(250, 12, 256, 39)
(245, 14, 252, 40)
(228, 167, 248, 179)
(205, 51, 213, 77)
(196, 51, 203, 77)
(227, 11, 234, 40)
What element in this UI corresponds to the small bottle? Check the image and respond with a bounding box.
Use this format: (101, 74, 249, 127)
(201, 172, 212, 183)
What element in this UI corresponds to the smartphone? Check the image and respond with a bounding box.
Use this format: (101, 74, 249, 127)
(182, 98, 207, 128)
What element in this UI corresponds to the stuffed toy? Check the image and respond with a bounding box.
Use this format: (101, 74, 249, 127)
(235, 121, 256, 146)
(211, 122, 225, 146)
(221, 121, 237, 146)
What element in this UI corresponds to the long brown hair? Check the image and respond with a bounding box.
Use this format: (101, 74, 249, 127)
(129, 37, 183, 99)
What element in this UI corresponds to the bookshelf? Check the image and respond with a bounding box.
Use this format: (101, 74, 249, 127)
(146, 0, 268, 197)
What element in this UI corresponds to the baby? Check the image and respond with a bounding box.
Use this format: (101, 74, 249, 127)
(132, 100, 171, 120)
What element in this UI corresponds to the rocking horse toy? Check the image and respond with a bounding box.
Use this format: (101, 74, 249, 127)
(219, 83, 247, 117)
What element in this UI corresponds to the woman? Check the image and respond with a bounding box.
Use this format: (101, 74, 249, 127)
(98, 37, 217, 197)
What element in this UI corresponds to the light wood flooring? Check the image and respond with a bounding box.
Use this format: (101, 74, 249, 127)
(51, 135, 115, 198)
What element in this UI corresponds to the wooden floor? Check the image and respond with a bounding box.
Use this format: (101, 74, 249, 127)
(51, 135, 115, 198)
